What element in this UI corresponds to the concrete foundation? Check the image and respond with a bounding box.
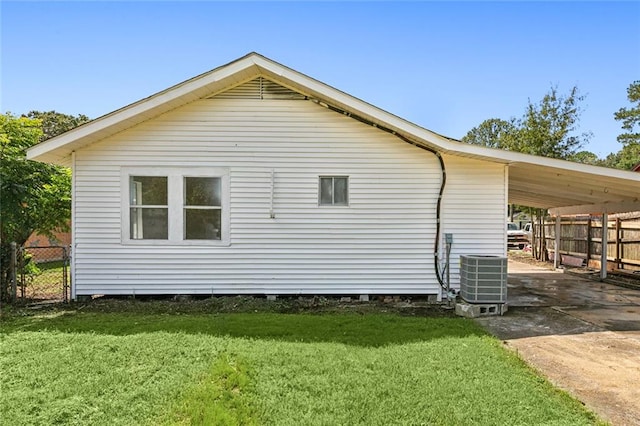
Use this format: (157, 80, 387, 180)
(427, 294, 439, 304)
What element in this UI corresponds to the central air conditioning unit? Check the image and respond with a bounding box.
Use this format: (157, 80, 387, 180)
(459, 255, 507, 304)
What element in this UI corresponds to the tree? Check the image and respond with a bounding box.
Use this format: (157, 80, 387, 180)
(603, 143, 640, 170)
(569, 150, 603, 166)
(461, 118, 518, 149)
(462, 85, 591, 160)
(0, 112, 81, 301)
(25, 110, 90, 141)
(512, 86, 591, 159)
(614, 81, 640, 145)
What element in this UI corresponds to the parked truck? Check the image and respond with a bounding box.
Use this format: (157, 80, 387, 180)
(507, 222, 529, 250)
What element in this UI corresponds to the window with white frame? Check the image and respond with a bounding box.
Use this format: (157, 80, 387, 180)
(123, 168, 229, 244)
(184, 177, 221, 240)
(130, 176, 168, 239)
(319, 176, 349, 206)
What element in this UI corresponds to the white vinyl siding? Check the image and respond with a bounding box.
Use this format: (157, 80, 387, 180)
(72, 94, 504, 296)
(440, 154, 507, 289)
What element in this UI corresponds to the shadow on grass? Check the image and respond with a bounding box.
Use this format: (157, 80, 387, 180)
(1, 311, 487, 347)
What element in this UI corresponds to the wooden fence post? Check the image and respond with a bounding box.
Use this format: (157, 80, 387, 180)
(586, 215, 592, 267)
(601, 214, 608, 280)
(10, 242, 17, 302)
(554, 216, 561, 268)
(541, 216, 547, 261)
(615, 218, 622, 270)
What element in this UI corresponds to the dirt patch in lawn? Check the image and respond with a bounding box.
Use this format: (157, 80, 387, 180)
(508, 251, 557, 270)
(4, 294, 456, 319)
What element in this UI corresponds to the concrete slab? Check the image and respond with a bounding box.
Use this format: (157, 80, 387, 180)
(476, 259, 640, 426)
(476, 307, 601, 340)
(507, 260, 640, 308)
(556, 305, 640, 337)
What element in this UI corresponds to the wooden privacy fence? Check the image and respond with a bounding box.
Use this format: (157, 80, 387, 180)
(539, 213, 640, 271)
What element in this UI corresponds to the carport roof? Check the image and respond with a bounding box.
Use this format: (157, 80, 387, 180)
(26, 52, 640, 214)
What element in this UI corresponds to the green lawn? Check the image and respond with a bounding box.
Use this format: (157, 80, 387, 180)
(0, 307, 603, 425)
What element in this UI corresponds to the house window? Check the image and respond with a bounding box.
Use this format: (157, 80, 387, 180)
(184, 177, 221, 240)
(319, 176, 349, 206)
(130, 176, 168, 239)
(123, 167, 229, 245)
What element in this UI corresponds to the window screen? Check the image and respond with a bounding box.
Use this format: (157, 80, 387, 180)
(129, 176, 168, 239)
(184, 177, 222, 240)
(319, 176, 349, 206)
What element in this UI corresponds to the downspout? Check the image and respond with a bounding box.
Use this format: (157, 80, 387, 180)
(393, 135, 448, 289)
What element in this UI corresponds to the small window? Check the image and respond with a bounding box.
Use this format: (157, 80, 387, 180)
(319, 176, 349, 206)
(130, 176, 168, 239)
(184, 177, 222, 240)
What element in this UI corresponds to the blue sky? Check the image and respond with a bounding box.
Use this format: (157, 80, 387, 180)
(2, 1, 639, 158)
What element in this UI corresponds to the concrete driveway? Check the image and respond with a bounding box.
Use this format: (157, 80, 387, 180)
(476, 260, 640, 426)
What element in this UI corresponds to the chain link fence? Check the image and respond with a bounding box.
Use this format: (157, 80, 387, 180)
(17, 245, 70, 302)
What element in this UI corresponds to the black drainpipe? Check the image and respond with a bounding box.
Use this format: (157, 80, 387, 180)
(310, 99, 449, 289)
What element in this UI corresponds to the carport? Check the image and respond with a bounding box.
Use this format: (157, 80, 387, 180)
(477, 155, 640, 423)
(504, 157, 640, 279)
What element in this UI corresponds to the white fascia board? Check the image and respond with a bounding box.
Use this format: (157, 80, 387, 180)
(252, 57, 640, 184)
(27, 56, 261, 162)
(442, 145, 640, 182)
(549, 199, 640, 216)
(509, 156, 640, 181)
(256, 58, 456, 150)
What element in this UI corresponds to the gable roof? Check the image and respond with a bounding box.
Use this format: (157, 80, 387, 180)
(27, 52, 640, 214)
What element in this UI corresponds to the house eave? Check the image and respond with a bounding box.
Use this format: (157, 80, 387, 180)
(26, 52, 640, 213)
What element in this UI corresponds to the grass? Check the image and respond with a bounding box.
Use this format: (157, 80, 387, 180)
(0, 303, 604, 425)
(170, 352, 257, 425)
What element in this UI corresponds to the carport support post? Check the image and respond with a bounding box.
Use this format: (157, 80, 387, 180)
(600, 213, 608, 280)
(554, 216, 561, 269)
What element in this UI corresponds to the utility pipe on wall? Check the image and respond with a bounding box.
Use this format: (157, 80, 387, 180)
(269, 169, 275, 219)
(309, 97, 448, 289)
